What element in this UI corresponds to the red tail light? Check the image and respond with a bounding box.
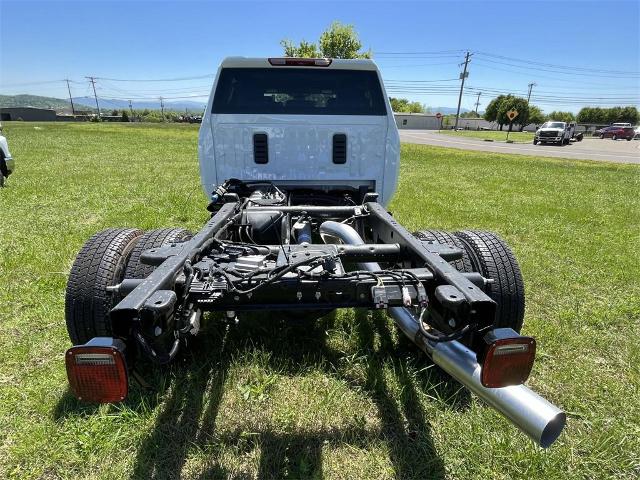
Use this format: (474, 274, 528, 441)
(268, 57, 332, 67)
(480, 328, 536, 388)
(65, 338, 128, 403)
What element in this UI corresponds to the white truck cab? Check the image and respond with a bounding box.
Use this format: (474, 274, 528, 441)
(198, 57, 400, 205)
(534, 120, 577, 146)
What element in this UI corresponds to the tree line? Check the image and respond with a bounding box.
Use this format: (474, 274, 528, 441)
(482, 95, 638, 131)
(101, 109, 201, 123)
(575, 106, 638, 124)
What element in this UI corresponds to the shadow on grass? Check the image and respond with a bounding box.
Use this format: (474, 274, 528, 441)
(56, 310, 470, 479)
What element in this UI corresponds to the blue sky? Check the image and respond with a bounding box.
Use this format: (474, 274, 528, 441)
(1, 0, 638, 113)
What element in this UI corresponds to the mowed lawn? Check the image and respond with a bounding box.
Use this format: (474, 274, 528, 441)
(439, 129, 534, 143)
(0, 122, 638, 480)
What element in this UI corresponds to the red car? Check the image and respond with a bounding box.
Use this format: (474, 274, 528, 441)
(596, 126, 635, 140)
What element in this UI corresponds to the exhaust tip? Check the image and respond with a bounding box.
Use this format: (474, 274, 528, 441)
(540, 412, 566, 448)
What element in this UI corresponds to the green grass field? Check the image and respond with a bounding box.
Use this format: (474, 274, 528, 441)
(439, 130, 535, 143)
(1, 122, 638, 479)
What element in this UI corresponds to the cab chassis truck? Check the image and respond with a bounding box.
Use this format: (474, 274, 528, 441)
(64, 57, 566, 448)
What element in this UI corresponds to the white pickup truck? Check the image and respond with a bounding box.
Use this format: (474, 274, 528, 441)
(62, 57, 565, 448)
(198, 57, 400, 206)
(533, 121, 582, 146)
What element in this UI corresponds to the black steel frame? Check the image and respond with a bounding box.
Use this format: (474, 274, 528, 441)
(109, 199, 497, 350)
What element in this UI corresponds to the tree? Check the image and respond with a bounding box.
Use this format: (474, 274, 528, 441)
(620, 106, 639, 124)
(527, 105, 545, 126)
(496, 96, 529, 131)
(605, 106, 622, 124)
(111, 109, 119, 116)
(121, 110, 129, 122)
(546, 111, 575, 123)
(280, 39, 319, 58)
(281, 21, 371, 59)
(577, 106, 638, 125)
(484, 95, 529, 131)
(460, 111, 481, 118)
(483, 95, 508, 128)
(389, 97, 423, 113)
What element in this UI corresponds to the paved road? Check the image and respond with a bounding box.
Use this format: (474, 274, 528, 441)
(400, 130, 640, 164)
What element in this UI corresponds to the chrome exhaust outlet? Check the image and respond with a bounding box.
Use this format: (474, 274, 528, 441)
(320, 221, 566, 448)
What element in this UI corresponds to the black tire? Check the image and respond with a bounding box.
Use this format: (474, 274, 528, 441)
(0, 151, 7, 187)
(533, 139, 538, 145)
(65, 228, 143, 345)
(600, 134, 605, 139)
(413, 230, 474, 273)
(124, 227, 192, 279)
(453, 231, 525, 332)
(626, 137, 632, 141)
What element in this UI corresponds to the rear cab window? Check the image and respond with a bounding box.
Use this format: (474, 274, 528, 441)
(212, 68, 387, 116)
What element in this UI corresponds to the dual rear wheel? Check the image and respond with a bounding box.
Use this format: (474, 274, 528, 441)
(413, 229, 525, 332)
(65, 228, 192, 345)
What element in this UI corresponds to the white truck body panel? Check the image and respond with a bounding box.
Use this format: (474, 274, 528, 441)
(0, 134, 14, 174)
(198, 57, 400, 205)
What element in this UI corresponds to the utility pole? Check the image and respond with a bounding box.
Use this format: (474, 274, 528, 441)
(474, 91, 482, 116)
(527, 82, 537, 104)
(454, 51, 472, 130)
(86, 76, 101, 118)
(159, 96, 165, 120)
(128, 99, 133, 115)
(65, 79, 76, 115)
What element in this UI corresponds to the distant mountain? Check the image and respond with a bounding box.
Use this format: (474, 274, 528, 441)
(0, 94, 204, 114)
(427, 107, 471, 115)
(0, 94, 85, 113)
(72, 96, 206, 113)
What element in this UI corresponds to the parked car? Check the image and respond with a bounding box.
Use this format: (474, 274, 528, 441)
(634, 125, 640, 139)
(0, 123, 15, 187)
(596, 126, 635, 140)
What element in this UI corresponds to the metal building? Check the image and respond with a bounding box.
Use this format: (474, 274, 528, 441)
(393, 113, 441, 129)
(0, 107, 57, 121)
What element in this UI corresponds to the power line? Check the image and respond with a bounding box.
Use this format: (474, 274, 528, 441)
(95, 74, 214, 82)
(374, 50, 465, 55)
(474, 57, 639, 79)
(0, 79, 68, 87)
(475, 51, 640, 76)
(384, 78, 460, 83)
(471, 60, 639, 87)
(376, 49, 640, 76)
(379, 61, 462, 69)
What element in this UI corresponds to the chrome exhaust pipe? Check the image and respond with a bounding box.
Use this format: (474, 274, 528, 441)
(320, 221, 566, 448)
